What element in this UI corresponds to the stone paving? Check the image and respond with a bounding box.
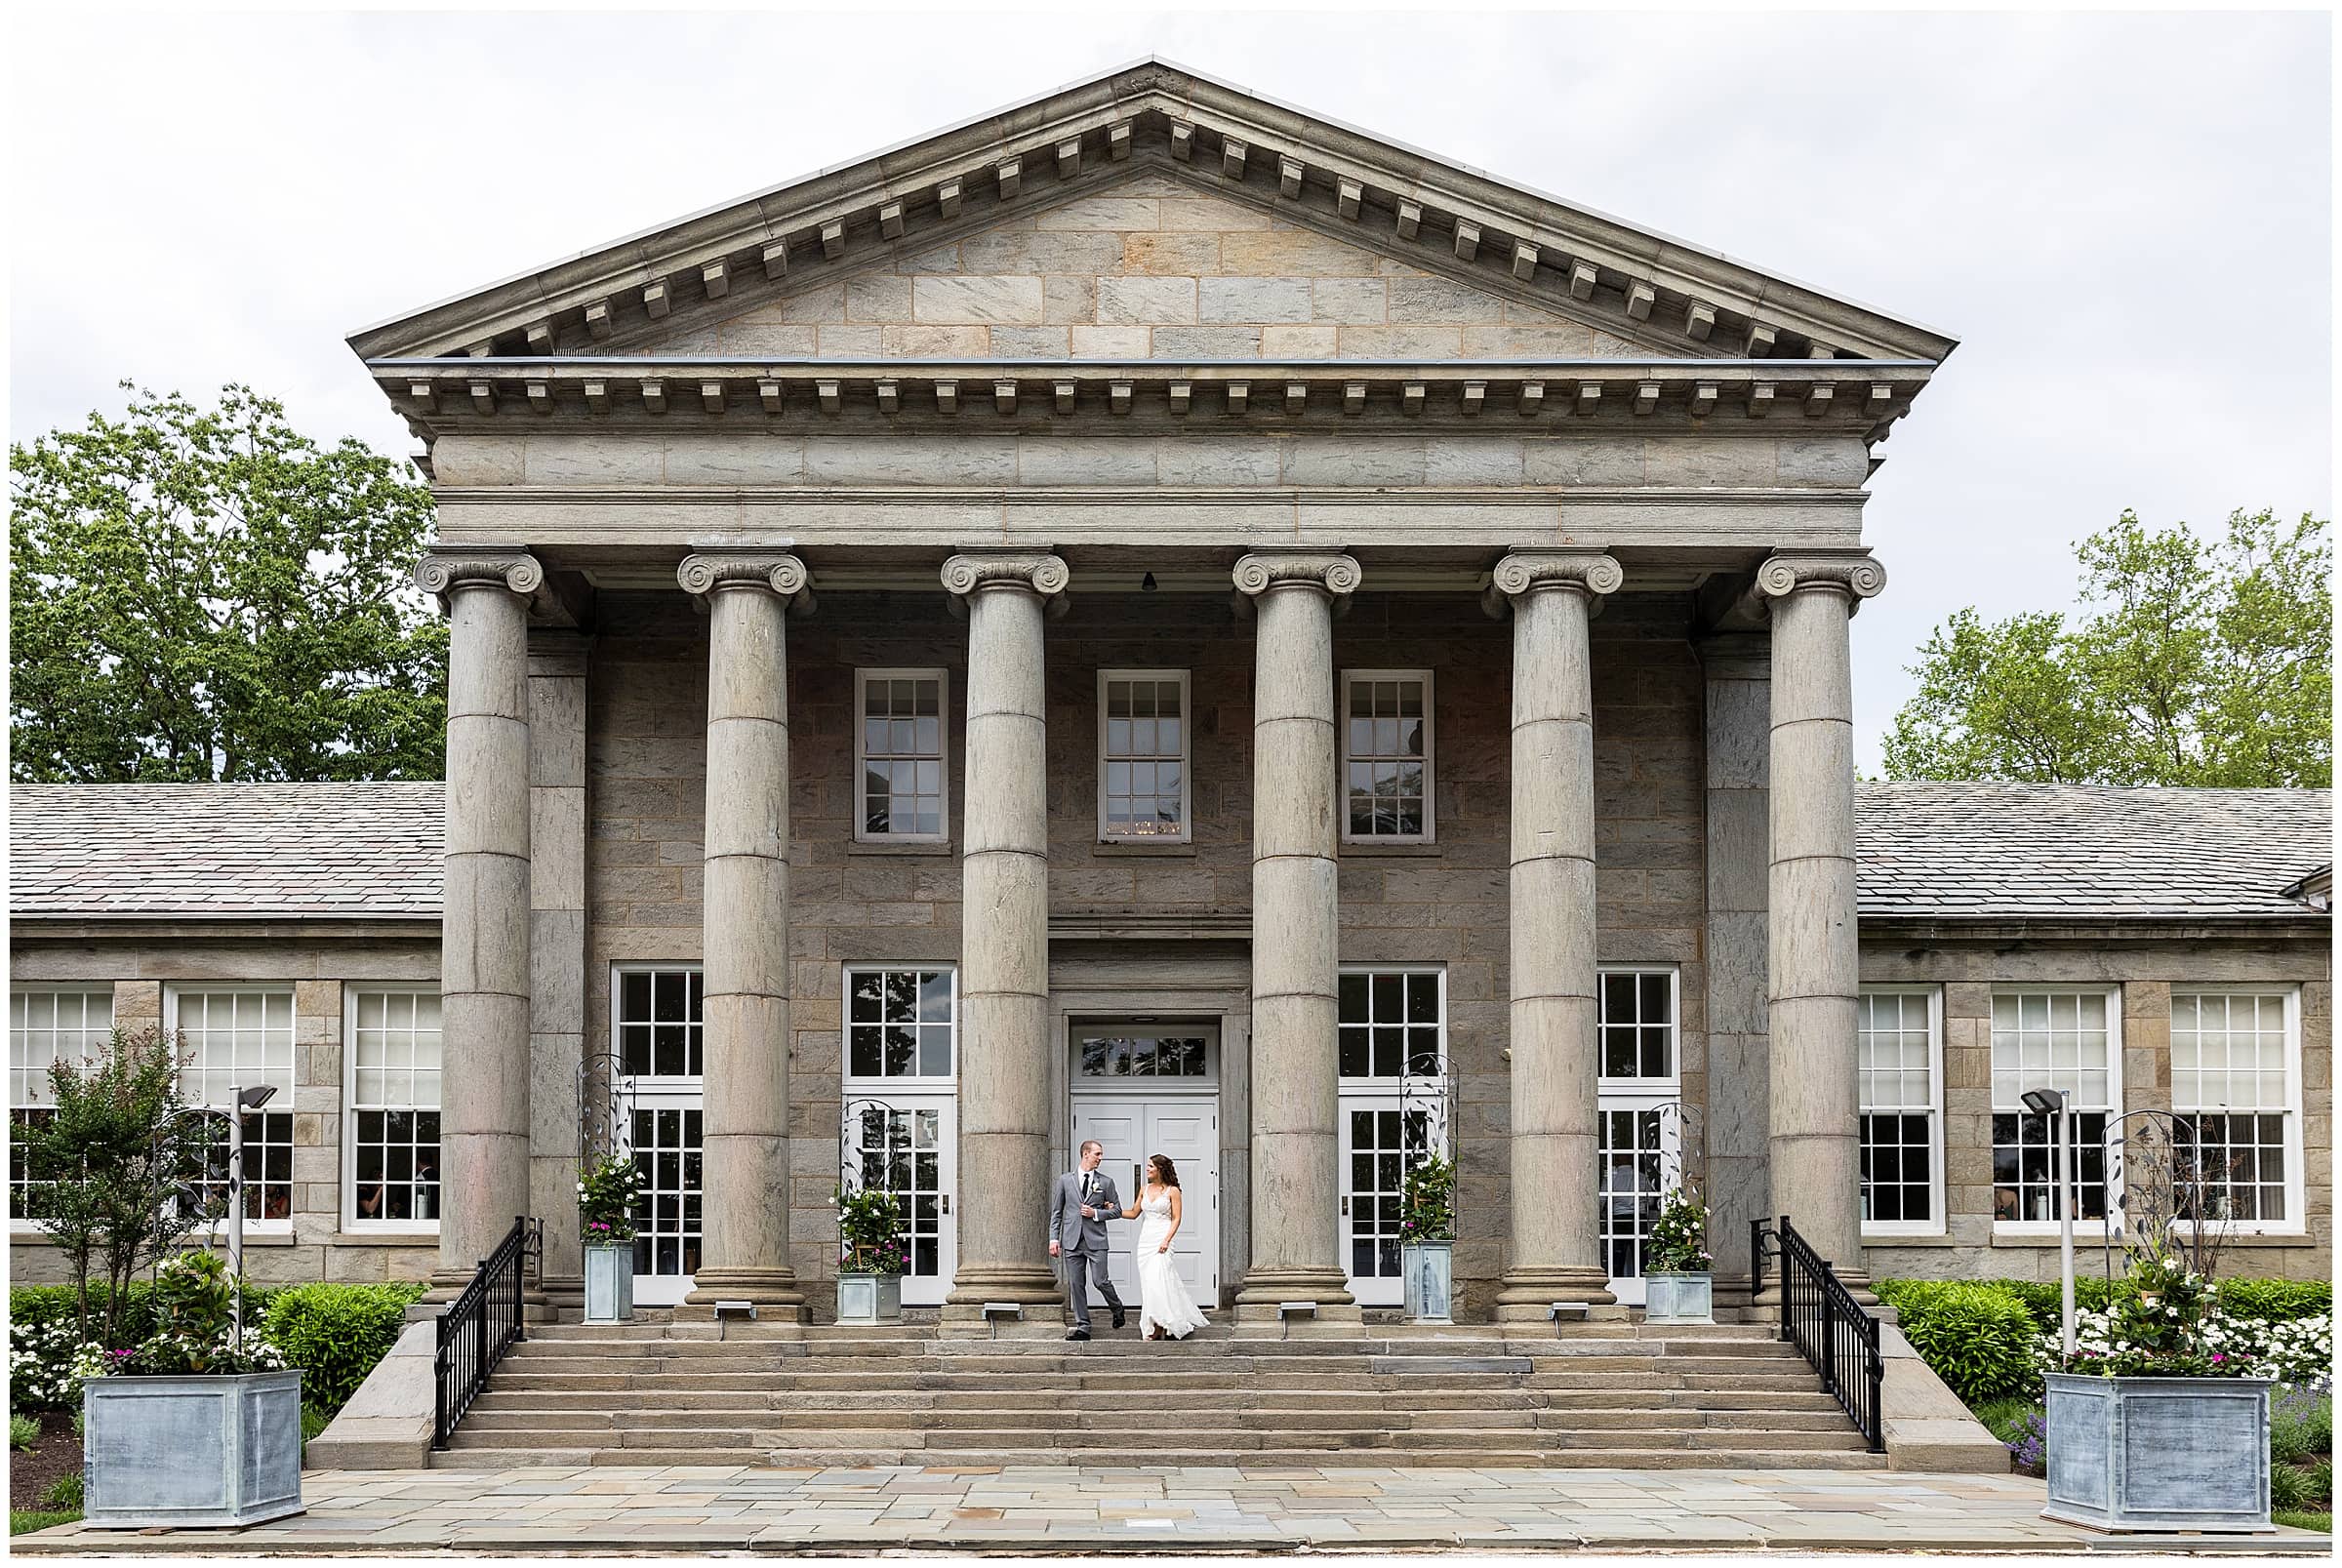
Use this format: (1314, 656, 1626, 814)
(15, 1465, 2328, 1554)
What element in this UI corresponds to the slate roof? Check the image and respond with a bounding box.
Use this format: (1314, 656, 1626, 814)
(1856, 783, 2333, 921)
(8, 782, 2331, 924)
(10, 784, 443, 919)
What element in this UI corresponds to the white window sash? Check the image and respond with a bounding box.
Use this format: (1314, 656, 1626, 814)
(1095, 668, 1193, 844)
(853, 666, 950, 844)
(1858, 985, 1946, 1238)
(840, 964, 960, 1088)
(1595, 965, 1681, 1093)
(10, 987, 115, 1233)
(1989, 985, 2124, 1236)
(342, 985, 442, 1234)
(164, 985, 298, 1235)
(611, 963, 706, 1089)
(2170, 987, 2306, 1236)
(1339, 668, 1435, 844)
(1335, 966, 1448, 1089)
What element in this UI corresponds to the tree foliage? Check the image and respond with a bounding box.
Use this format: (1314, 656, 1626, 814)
(1883, 508, 2331, 786)
(9, 384, 446, 782)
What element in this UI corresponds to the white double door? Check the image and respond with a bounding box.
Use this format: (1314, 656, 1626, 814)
(1068, 1095, 1218, 1308)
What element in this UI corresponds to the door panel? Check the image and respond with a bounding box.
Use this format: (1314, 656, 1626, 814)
(1596, 1097, 1681, 1306)
(844, 1098, 957, 1306)
(1070, 1096, 1218, 1307)
(629, 1095, 702, 1306)
(1340, 1099, 1430, 1307)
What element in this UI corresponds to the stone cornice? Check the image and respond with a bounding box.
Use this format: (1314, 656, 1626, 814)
(345, 60, 1956, 373)
(1232, 552, 1362, 597)
(940, 550, 1070, 598)
(413, 546, 544, 602)
(676, 549, 813, 606)
(1755, 550, 1887, 604)
(371, 357, 1932, 440)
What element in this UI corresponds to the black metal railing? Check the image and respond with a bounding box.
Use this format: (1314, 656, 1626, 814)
(433, 1215, 540, 1449)
(1752, 1216, 1884, 1453)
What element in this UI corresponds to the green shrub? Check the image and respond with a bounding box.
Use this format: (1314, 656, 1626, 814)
(262, 1283, 424, 1416)
(1969, 1394, 2044, 1446)
(2216, 1279, 2333, 1324)
(2274, 1462, 2315, 1512)
(8, 1283, 164, 1347)
(2304, 1459, 2335, 1507)
(40, 1475, 81, 1511)
(1873, 1280, 2039, 1404)
(9, 1413, 39, 1451)
(2272, 1385, 2333, 1465)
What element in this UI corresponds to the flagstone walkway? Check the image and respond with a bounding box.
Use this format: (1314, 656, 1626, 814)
(15, 1465, 2326, 1554)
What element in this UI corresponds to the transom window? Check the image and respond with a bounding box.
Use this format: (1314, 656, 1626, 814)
(1098, 670, 1191, 842)
(346, 989, 442, 1229)
(10, 988, 113, 1225)
(1858, 987, 1943, 1233)
(857, 669, 948, 841)
(1991, 989, 2118, 1226)
(1598, 970, 1678, 1083)
(845, 967, 956, 1081)
(617, 968, 704, 1079)
(2172, 990, 2299, 1227)
(1076, 1033, 1209, 1078)
(1341, 671, 1433, 842)
(170, 988, 295, 1226)
(1338, 970, 1445, 1079)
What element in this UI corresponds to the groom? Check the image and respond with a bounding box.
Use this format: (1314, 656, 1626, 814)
(1049, 1140, 1127, 1341)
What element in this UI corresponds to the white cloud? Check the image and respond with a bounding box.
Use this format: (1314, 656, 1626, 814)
(8, 11, 2329, 768)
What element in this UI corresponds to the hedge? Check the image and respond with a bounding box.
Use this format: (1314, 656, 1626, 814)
(1986, 1276, 2331, 1336)
(1873, 1280, 2040, 1404)
(261, 1283, 426, 1416)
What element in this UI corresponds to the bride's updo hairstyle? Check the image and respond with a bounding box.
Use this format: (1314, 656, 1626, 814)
(1147, 1154, 1182, 1188)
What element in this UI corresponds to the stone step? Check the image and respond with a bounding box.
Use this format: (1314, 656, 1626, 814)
(433, 1440, 1886, 1472)
(493, 1350, 1807, 1379)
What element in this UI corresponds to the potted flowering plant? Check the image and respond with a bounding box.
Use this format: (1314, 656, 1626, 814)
(82, 1249, 302, 1528)
(834, 1183, 908, 1324)
(578, 1153, 643, 1324)
(1641, 1186, 1714, 1323)
(1398, 1152, 1457, 1324)
(2043, 1239, 2275, 1532)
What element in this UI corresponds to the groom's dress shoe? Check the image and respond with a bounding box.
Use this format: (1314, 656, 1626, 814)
(1110, 1303, 1127, 1331)
(1065, 1328, 1090, 1342)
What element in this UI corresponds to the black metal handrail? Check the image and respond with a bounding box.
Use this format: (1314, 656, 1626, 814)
(433, 1215, 540, 1450)
(1755, 1216, 1884, 1453)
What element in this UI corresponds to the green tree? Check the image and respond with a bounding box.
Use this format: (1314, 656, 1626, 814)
(1884, 508, 2331, 786)
(9, 383, 446, 782)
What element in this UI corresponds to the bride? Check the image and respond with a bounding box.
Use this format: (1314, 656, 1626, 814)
(1118, 1154, 1209, 1341)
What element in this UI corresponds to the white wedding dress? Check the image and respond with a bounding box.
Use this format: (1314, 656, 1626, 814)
(1133, 1186, 1210, 1340)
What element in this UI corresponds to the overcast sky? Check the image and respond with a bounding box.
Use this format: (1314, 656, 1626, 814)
(8, 9, 2331, 770)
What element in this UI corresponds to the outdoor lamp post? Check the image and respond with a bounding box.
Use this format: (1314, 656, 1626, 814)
(227, 1084, 277, 1339)
(2022, 1085, 2077, 1359)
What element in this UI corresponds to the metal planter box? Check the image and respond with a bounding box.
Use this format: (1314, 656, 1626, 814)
(836, 1271, 904, 1325)
(82, 1370, 304, 1529)
(2043, 1373, 2273, 1533)
(1643, 1271, 1715, 1323)
(1401, 1241, 1454, 1324)
(584, 1242, 635, 1323)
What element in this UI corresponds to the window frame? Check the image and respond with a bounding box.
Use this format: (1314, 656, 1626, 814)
(1339, 668, 1436, 846)
(852, 666, 950, 845)
(611, 962, 707, 1087)
(2169, 985, 2306, 1237)
(341, 984, 443, 1235)
(1595, 964, 1682, 1093)
(1989, 985, 2125, 1237)
(1094, 667, 1193, 845)
(1857, 984, 1947, 1239)
(840, 964, 962, 1090)
(10, 986, 115, 1234)
(1335, 965, 1449, 1089)
(164, 984, 299, 1236)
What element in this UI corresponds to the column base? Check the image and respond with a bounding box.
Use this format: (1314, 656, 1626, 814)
(679, 1269, 810, 1324)
(1231, 1267, 1359, 1336)
(1493, 1266, 1621, 1322)
(939, 1265, 1073, 1339)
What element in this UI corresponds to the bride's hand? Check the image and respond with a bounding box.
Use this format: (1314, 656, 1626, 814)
(1157, 1240, 1171, 1253)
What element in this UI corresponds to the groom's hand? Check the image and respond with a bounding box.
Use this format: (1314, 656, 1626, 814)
(1049, 1241, 1061, 1257)
(1079, 1204, 1096, 1219)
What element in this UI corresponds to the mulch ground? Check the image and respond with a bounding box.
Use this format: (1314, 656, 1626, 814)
(10, 1413, 81, 1511)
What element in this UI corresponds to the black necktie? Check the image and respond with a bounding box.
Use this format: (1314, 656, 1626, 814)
(1083, 1173, 1095, 1203)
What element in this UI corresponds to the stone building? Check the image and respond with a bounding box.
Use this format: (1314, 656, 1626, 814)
(8, 61, 2330, 1321)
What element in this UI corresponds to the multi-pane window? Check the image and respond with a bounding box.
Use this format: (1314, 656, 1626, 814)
(10, 989, 112, 1224)
(1098, 671, 1190, 841)
(617, 969, 704, 1078)
(172, 989, 296, 1226)
(1342, 671, 1433, 842)
(847, 1105, 945, 1279)
(1859, 988, 1941, 1231)
(1991, 989, 2117, 1225)
(857, 669, 948, 840)
(2172, 991, 2298, 1226)
(346, 990, 442, 1228)
(1596, 969, 1680, 1283)
(845, 968, 956, 1080)
(1076, 1034, 1210, 1078)
(1599, 971, 1677, 1081)
(1337, 970, 1445, 1080)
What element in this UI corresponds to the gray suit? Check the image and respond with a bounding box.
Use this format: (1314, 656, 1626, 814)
(1051, 1167, 1125, 1332)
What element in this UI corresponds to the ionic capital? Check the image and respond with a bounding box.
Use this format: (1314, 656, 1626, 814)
(413, 547, 543, 605)
(1231, 551, 1362, 598)
(1492, 550, 1623, 600)
(677, 549, 812, 606)
(941, 550, 1070, 599)
(1756, 552, 1887, 608)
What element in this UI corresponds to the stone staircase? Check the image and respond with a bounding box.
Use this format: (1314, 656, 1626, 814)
(436, 1320, 1885, 1469)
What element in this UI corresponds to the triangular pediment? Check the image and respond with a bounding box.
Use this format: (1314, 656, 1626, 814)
(350, 59, 1955, 369)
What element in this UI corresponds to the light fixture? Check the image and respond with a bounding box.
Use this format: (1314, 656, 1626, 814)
(2021, 1087, 2078, 1360)
(1141, 572, 1157, 591)
(237, 1085, 278, 1111)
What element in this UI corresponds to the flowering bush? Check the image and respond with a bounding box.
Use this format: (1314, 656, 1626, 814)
(2045, 1294, 2334, 1385)
(1644, 1186, 1713, 1273)
(1398, 1153, 1456, 1244)
(125, 1250, 285, 1376)
(578, 1153, 643, 1245)
(835, 1184, 908, 1275)
(8, 1317, 120, 1410)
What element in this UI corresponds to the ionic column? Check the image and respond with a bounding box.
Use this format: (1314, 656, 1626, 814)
(1232, 551, 1361, 1330)
(940, 550, 1069, 1326)
(1491, 551, 1623, 1320)
(679, 550, 812, 1319)
(415, 548, 541, 1296)
(1756, 551, 1885, 1287)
